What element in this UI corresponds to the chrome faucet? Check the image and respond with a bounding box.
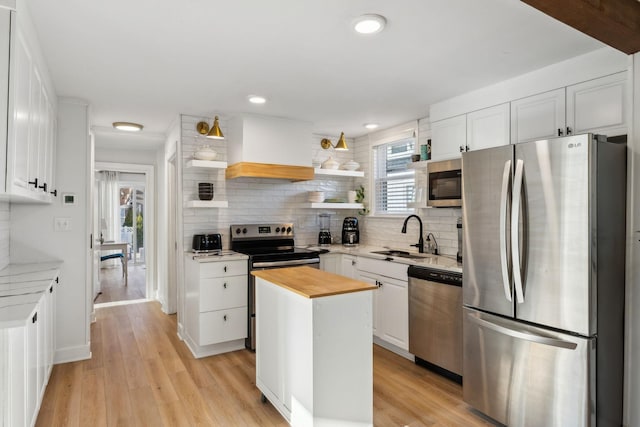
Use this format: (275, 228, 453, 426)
(426, 232, 439, 255)
(401, 215, 424, 253)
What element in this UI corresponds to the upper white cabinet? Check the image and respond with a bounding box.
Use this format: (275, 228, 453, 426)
(510, 88, 565, 144)
(3, 6, 57, 203)
(511, 72, 627, 144)
(431, 104, 510, 161)
(466, 103, 510, 151)
(430, 114, 466, 161)
(566, 72, 627, 137)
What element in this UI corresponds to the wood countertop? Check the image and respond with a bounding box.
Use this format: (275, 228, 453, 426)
(251, 266, 377, 299)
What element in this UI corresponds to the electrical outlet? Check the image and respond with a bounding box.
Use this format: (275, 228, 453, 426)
(54, 217, 72, 231)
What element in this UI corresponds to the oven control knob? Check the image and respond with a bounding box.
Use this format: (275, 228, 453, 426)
(243, 228, 248, 234)
(275, 227, 280, 233)
(281, 228, 286, 233)
(235, 228, 241, 234)
(286, 227, 292, 233)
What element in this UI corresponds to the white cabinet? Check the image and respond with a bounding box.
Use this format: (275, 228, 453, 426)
(3, 7, 57, 203)
(566, 72, 627, 137)
(1, 274, 58, 427)
(183, 256, 248, 358)
(357, 257, 409, 352)
(511, 72, 627, 144)
(466, 103, 510, 151)
(319, 252, 340, 274)
(430, 114, 466, 161)
(431, 104, 509, 160)
(340, 254, 358, 279)
(510, 88, 565, 144)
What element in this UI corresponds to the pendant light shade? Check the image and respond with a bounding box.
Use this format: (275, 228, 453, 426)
(206, 116, 224, 140)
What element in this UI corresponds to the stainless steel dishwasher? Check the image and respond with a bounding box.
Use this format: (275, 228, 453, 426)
(408, 265, 463, 383)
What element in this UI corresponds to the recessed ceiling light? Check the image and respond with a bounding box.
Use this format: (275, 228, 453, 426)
(353, 14, 386, 35)
(112, 122, 143, 132)
(248, 95, 267, 104)
(364, 123, 379, 130)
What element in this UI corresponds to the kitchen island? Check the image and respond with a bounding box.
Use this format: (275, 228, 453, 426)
(252, 266, 377, 427)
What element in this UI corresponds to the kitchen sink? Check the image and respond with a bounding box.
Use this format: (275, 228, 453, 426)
(370, 250, 433, 260)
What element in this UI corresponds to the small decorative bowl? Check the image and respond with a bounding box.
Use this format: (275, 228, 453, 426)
(341, 160, 360, 171)
(194, 145, 218, 161)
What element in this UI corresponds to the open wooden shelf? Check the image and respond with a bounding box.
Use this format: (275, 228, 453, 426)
(185, 200, 229, 208)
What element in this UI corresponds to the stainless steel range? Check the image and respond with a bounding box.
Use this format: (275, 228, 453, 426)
(230, 223, 321, 350)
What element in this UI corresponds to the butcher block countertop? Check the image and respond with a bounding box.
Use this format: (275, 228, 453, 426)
(251, 266, 377, 298)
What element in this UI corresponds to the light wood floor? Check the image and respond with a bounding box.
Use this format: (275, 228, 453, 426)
(94, 264, 146, 304)
(36, 301, 496, 427)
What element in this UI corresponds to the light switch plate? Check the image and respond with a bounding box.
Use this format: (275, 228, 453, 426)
(54, 217, 72, 231)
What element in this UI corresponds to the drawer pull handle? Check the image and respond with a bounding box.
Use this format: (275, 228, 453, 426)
(224, 265, 227, 273)
(223, 314, 227, 321)
(32, 312, 38, 323)
(223, 282, 227, 289)
(49, 286, 53, 293)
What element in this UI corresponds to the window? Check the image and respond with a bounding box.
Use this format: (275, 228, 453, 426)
(373, 137, 415, 214)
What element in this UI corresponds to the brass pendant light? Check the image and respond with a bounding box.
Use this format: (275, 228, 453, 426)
(206, 116, 224, 140)
(320, 132, 348, 151)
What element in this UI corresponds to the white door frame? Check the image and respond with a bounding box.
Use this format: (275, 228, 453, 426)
(93, 161, 156, 301)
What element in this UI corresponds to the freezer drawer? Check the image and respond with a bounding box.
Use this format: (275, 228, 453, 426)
(463, 308, 594, 427)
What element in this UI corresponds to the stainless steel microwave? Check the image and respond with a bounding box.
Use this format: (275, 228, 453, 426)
(427, 159, 462, 207)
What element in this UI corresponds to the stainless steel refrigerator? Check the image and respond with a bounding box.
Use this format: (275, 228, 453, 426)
(461, 133, 626, 427)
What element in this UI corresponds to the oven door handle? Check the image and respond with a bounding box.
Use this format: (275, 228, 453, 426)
(252, 258, 320, 268)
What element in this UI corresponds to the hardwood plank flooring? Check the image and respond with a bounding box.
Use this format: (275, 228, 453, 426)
(94, 264, 146, 304)
(37, 301, 496, 426)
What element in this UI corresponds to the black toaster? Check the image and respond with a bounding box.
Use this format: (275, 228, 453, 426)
(192, 233, 222, 252)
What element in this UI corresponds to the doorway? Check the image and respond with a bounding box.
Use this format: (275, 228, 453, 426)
(94, 162, 155, 306)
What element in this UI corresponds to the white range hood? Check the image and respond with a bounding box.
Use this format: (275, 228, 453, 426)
(226, 115, 314, 181)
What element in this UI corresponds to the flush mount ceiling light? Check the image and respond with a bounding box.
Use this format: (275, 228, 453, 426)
(353, 14, 386, 34)
(320, 132, 348, 151)
(364, 123, 379, 130)
(248, 95, 267, 104)
(196, 116, 225, 140)
(112, 122, 143, 132)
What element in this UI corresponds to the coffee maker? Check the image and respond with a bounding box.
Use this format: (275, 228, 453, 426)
(342, 217, 359, 246)
(318, 213, 332, 246)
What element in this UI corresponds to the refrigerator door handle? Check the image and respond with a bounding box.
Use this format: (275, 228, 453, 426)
(468, 314, 578, 350)
(511, 158, 525, 304)
(499, 160, 512, 302)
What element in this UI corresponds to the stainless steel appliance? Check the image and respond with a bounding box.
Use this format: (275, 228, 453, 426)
(408, 265, 462, 383)
(462, 133, 626, 427)
(192, 233, 222, 252)
(230, 223, 321, 350)
(427, 158, 462, 207)
(456, 217, 462, 262)
(341, 216, 359, 246)
(318, 213, 332, 246)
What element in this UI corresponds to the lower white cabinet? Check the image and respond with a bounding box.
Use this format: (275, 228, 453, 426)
(340, 254, 358, 279)
(183, 256, 248, 358)
(357, 257, 409, 352)
(319, 252, 340, 275)
(1, 275, 58, 427)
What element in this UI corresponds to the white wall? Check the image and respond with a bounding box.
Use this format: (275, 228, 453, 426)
(10, 98, 91, 363)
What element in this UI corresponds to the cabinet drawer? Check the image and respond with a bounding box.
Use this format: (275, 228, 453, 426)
(200, 275, 247, 312)
(357, 257, 408, 281)
(199, 307, 247, 345)
(199, 260, 247, 278)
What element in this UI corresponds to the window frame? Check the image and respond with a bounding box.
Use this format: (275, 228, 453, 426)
(370, 136, 416, 217)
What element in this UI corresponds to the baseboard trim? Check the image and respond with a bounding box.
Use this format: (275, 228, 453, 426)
(54, 343, 91, 364)
(373, 336, 414, 361)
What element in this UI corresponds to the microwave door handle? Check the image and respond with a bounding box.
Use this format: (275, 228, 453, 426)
(511, 158, 525, 304)
(499, 160, 512, 302)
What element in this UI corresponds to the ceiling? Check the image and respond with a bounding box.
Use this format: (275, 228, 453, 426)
(26, 0, 607, 146)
